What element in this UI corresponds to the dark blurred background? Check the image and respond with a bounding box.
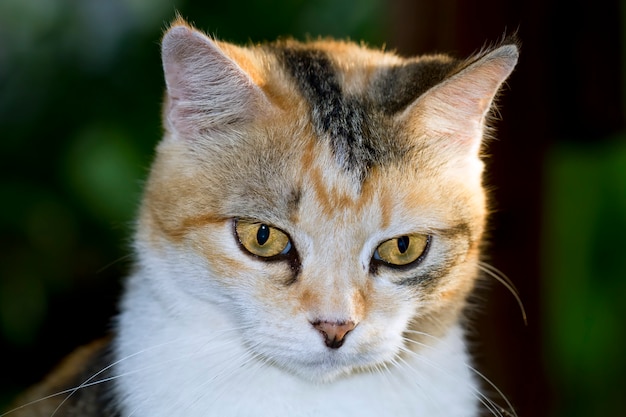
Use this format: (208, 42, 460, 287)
(1, 1, 624, 416)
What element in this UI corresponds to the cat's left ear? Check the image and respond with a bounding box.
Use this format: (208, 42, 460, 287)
(400, 43, 518, 157)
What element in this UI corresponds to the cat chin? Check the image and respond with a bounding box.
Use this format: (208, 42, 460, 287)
(280, 360, 371, 384)
(266, 346, 397, 384)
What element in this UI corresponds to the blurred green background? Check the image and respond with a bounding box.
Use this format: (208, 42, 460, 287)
(1, 0, 624, 416)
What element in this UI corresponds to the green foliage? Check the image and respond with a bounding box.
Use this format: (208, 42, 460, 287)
(543, 136, 626, 417)
(180, 0, 388, 44)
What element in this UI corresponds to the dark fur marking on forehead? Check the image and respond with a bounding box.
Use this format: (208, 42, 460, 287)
(277, 47, 388, 182)
(371, 60, 460, 115)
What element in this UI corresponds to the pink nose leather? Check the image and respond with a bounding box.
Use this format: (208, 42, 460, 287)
(311, 320, 356, 349)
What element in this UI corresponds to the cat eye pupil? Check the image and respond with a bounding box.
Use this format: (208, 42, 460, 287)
(372, 233, 430, 269)
(257, 224, 270, 245)
(235, 220, 293, 259)
(397, 236, 409, 254)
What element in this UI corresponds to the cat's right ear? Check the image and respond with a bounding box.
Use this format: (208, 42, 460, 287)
(398, 43, 518, 161)
(161, 21, 269, 137)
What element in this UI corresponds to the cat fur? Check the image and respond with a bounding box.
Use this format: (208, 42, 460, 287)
(6, 18, 518, 417)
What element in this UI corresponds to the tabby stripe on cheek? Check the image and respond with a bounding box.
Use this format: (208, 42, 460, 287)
(277, 47, 381, 181)
(398, 262, 456, 288)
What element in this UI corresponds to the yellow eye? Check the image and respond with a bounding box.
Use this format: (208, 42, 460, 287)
(374, 234, 430, 266)
(235, 220, 292, 258)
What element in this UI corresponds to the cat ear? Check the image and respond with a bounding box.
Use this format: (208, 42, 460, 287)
(161, 22, 269, 137)
(401, 43, 518, 158)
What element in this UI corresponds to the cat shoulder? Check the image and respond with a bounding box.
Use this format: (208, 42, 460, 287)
(7, 338, 115, 417)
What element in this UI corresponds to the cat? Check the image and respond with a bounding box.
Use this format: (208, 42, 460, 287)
(5, 17, 518, 417)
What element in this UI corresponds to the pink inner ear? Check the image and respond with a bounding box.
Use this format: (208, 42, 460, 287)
(161, 25, 269, 137)
(432, 45, 517, 122)
(401, 44, 518, 157)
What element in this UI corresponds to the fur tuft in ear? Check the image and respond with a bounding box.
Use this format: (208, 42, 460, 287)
(401, 43, 518, 158)
(161, 21, 269, 137)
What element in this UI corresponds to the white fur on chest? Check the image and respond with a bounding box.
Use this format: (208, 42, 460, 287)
(114, 269, 478, 417)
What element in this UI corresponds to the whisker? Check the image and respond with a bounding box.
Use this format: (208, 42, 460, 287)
(96, 254, 134, 274)
(464, 364, 518, 417)
(164, 340, 257, 415)
(478, 261, 527, 325)
(1, 337, 189, 417)
(49, 332, 237, 417)
(369, 361, 395, 393)
(4, 327, 247, 417)
(206, 348, 266, 407)
(167, 341, 268, 417)
(401, 331, 517, 417)
(123, 328, 254, 417)
(391, 349, 437, 411)
(0, 388, 79, 417)
(398, 342, 504, 417)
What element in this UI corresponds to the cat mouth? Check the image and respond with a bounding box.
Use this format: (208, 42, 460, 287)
(271, 348, 387, 382)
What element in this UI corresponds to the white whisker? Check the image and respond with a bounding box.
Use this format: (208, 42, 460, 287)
(464, 364, 517, 417)
(49, 340, 179, 417)
(369, 361, 395, 393)
(5, 327, 249, 417)
(203, 347, 267, 410)
(391, 349, 439, 412)
(123, 328, 250, 417)
(0, 389, 76, 417)
(1, 336, 195, 417)
(398, 342, 503, 417)
(478, 261, 527, 325)
(166, 341, 258, 415)
(401, 330, 517, 417)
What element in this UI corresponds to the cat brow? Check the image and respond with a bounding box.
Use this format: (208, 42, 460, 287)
(433, 222, 472, 241)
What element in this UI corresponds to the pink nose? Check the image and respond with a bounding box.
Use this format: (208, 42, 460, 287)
(311, 320, 356, 349)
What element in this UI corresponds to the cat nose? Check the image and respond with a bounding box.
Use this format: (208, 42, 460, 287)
(311, 320, 356, 349)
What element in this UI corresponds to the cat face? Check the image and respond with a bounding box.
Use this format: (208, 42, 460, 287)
(134, 19, 517, 383)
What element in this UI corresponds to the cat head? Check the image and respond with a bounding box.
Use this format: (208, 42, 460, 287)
(135, 18, 517, 382)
